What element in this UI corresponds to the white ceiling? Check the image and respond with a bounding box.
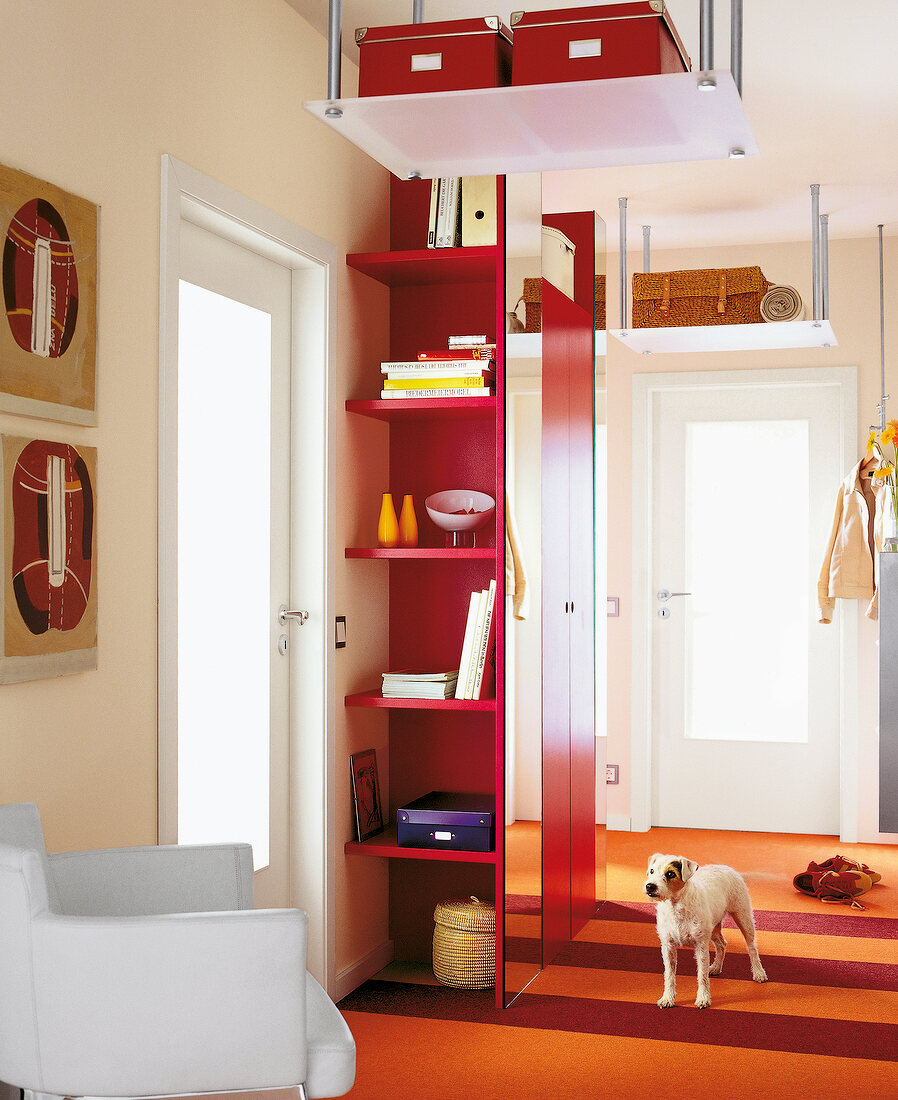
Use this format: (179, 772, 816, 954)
(288, 0, 898, 255)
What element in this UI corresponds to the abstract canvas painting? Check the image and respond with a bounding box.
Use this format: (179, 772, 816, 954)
(0, 435, 97, 683)
(0, 163, 98, 424)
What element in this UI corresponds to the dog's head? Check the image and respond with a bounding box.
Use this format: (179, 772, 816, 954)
(644, 853, 699, 902)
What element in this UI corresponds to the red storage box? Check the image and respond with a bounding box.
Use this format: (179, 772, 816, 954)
(510, 2, 690, 86)
(355, 17, 513, 98)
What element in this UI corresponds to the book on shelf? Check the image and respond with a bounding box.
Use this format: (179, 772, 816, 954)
(382, 360, 495, 376)
(448, 334, 489, 346)
(471, 580, 497, 700)
(418, 346, 496, 362)
(383, 375, 493, 391)
(382, 668, 459, 699)
(432, 177, 461, 249)
(454, 592, 484, 700)
(380, 387, 492, 400)
(426, 178, 439, 249)
(455, 580, 497, 700)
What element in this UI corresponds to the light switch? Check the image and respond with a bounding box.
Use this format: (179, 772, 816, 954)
(335, 615, 347, 648)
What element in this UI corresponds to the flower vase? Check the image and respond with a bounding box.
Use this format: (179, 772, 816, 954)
(398, 494, 418, 548)
(884, 484, 898, 552)
(377, 493, 399, 548)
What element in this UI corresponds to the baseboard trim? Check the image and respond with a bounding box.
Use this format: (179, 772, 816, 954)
(608, 814, 633, 831)
(335, 939, 394, 1002)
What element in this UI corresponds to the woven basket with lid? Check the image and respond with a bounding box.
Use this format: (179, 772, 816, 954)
(432, 895, 496, 989)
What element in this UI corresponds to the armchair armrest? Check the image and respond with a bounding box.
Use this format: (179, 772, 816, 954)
(31, 907, 307, 1097)
(48, 842, 253, 916)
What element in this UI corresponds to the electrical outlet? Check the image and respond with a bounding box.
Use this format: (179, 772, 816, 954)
(605, 764, 619, 785)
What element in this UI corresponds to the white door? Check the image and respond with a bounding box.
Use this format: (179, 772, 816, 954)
(651, 376, 844, 834)
(176, 221, 293, 908)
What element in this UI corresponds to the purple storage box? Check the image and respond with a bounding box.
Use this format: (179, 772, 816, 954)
(397, 791, 495, 852)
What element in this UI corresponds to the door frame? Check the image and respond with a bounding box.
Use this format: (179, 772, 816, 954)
(157, 156, 338, 989)
(630, 366, 859, 842)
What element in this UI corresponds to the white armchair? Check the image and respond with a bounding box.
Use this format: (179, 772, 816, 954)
(0, 803, 355, 1100)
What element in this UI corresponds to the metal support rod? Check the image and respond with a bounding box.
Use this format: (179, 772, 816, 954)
(326, 0, 343, 105)
(642, 225, 651, 273)
(700, 0, 714, 74)
(619, 198, 628, 330)
(810, 184, 821, 322)
(413, 0, 425, 22)
(819, 213, 830, 322)
(730, 0, 743, 96)
(879, 224, 888, 433)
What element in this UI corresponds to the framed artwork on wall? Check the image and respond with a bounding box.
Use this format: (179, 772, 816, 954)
(0, 435, 97, 684)
(350, 748, 384, 842)
(0, 163, 98, 425)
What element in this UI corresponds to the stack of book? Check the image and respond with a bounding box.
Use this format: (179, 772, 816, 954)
(380, 335, 496, 401)
(455, 579, 497, 700)
(381, 669, 459, 699)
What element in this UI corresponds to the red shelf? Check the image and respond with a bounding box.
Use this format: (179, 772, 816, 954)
(346, 547, 496, 560)
(345, 826, 497, 864)
(345, 689, 496, 711)
(347, 246, 499, 287)
(346, 396, 497, 421)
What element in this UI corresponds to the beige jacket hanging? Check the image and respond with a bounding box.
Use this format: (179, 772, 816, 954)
(817, 457, 888, 623)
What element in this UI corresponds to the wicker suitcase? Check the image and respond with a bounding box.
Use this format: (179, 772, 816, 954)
(521, 275, 607, 332)
(631, 266, 772, 328)
(510, 2, 690, 86)
(432, 896, 496, 988)
(355, 17, 513, 97)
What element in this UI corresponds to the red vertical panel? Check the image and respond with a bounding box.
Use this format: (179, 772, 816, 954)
(540, 277, 573, 966)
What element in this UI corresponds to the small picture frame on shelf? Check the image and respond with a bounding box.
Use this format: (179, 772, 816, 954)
(350, 748, 384, 841)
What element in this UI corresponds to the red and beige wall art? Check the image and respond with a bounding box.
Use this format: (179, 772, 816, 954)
(1, 163, 97, 424)
(1, 436, 97, 683)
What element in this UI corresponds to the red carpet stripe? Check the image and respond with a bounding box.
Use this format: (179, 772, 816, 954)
(506, 896, 898, 938)
(339, 980, 898, 1062)
(597, 899, 898, 939)
(540, 938, 898, 991)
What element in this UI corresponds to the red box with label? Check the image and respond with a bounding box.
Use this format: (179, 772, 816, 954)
(510, 2, 690, 86)
(355, 17, 513, 97)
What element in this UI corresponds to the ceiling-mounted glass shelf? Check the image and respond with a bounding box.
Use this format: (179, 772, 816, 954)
(608, 319, 838, 355)
(304, 70, 756, 180)
(506, 331, 607, 359)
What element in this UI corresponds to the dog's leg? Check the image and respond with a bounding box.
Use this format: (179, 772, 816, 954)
(694, 942, 712, 1008)
(709, 923, 727, 976)
(658, 940, 677, 1008)
(730, 909, 768, 984)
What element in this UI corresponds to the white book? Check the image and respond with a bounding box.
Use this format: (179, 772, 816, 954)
(463, 588, 490, 699)
(426, 177, 440, 248)
(455, 591, 483, 700)
(443, 177, 461, 247)
(435, 178, 449, 248)
(448, 334, 489, 346)
(471, 580, 497, 700)
(380, 388, 488, 400)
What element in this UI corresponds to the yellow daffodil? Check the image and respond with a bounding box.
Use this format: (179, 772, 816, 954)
(875, 465, 896, 477)
(867, 431, 877, 452)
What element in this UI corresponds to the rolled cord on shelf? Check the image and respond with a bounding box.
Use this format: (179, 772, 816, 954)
(761, 284, 805, 322)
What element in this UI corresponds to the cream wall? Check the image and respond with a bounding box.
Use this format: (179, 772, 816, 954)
(0, 0, 391, 941)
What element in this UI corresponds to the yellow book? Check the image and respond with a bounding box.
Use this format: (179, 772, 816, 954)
(383, 376, 490, 390)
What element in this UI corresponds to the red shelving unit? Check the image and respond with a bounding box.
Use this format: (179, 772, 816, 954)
(344, 175, 506, 1004)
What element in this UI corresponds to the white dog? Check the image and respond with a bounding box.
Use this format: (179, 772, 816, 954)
(644, 853, 768, 1008)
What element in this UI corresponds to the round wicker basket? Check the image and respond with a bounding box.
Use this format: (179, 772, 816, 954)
(432, 895, 496, 989)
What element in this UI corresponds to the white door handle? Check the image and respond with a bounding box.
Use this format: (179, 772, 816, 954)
(278, 606, 309, 626)
(657, 589, 691, 602)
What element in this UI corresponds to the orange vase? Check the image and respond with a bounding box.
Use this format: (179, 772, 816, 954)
(377, 492, 399, 548)
(398, 494, 418, 548)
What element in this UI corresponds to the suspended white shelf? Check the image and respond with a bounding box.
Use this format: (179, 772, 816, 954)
(507, 331, 607, 359)
(608, 319, 838, 355)
(304, 70, 756, 180)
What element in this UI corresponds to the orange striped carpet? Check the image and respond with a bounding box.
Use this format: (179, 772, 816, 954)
(339, 827, 898, 1099)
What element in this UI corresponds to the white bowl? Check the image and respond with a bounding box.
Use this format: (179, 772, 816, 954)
(425, 490, 496, 534)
